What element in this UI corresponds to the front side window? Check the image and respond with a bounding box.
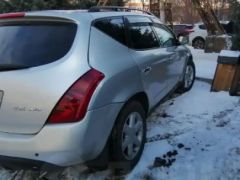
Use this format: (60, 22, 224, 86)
(94, 17, 126, 45)
(153, 24, 176, 48)
(127, 16, 159, 50)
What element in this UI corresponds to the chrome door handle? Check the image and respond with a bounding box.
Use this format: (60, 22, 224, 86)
(142, 66, 152, 74)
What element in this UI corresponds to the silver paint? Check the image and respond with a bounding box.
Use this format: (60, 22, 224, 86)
(0, 10, 192, 167)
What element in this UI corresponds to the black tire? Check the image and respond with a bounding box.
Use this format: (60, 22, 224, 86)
(192, 37, 205, 49)
(110, 101, 146, 172)
(178, 60, 196, 93)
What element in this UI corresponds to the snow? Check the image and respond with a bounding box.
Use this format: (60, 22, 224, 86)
(189, 46, 218, 80)
(220, 50, 240, 58)
(127, 80, 240, 180)
(0, 48, 240, 180)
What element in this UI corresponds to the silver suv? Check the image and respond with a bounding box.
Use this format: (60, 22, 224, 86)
(0, 7, 195, 171)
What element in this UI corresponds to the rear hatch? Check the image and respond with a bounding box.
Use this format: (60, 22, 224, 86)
(0, 13, 83, 134)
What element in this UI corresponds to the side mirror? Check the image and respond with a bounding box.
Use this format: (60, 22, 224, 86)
(178, 36, 189, 45)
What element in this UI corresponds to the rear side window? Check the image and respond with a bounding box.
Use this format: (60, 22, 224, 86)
(0, 21, 77, 67)
(94, 18, 127, 45)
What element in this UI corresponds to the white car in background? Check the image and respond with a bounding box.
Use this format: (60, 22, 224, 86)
(189, 23, 208, 49)
(189, 21, 233, 49)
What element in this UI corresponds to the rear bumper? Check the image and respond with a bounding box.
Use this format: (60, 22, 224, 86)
(0, 103, 123, 168)
(0, 155, 60, 171)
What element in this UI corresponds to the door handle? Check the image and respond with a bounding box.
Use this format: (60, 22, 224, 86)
(142, 66, 152, 74)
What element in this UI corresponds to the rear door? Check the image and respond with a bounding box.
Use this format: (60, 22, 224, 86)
(0, 17, 79, 134)
(126, 16, 170, 106)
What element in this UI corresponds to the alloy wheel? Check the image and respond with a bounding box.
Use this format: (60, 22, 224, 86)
(184, 65, 194, 89)
(193, 39, 205, 49)
(121, 112, 144, 160)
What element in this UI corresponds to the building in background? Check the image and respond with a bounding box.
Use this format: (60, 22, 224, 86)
(123, 0, 150, 10)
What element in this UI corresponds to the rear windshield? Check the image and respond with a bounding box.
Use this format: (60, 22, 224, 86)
(0, 21, 77, 68)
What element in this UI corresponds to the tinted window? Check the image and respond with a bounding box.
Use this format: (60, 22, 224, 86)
(153, 24, 176, 47)
(127, 16, 159, 50)
(172, 24, 194, 33)
(199, 24, 206, 30)
(129, 24, 159, 50)
(94, 18, 126, 45)
(186, 25, 194, 29)
(199, 23, 233, 34)
(172, 25, 187, 35)
(173, 25, 187, 30)
(0, 22, 77, 68)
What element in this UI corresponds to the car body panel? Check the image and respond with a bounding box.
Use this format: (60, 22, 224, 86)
(167, 45, 189, 88)
(189, 23, 208, 46)
(0, 10, 193, 168)
(88, 27, 147, 109)
(0, 103, 122, 166)
(129, 48, 170, 107)
(0, 14, 92, 134)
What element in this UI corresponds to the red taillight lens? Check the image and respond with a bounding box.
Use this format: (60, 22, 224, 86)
(0, 12, 25, 19)
(47, 69, 104, 124)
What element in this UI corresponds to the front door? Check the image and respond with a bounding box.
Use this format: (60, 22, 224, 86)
(125, 16, 171, 106)
(152, 23, 186, 89)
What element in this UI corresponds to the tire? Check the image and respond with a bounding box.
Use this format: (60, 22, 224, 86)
(178, 60, 196, 93)
(110, 101, 146, 172)
(192, 37, 205, 49)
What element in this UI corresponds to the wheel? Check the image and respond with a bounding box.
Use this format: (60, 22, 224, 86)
(192, 38, 205, 49)
(178, 60, 195, 93)
(110, 101, 146, 172)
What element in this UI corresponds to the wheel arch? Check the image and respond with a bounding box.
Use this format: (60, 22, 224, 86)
(109, 92, 148, 165)
(192, 36, 205, 44)
(125, 92, 149, 115)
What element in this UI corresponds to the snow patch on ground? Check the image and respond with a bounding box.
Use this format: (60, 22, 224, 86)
(189, 47, 218, 80)
(220, 50, 240, 58)
(127, 80, 240, 180)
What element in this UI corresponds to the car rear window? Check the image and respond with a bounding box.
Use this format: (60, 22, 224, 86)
(186, 25, 194, 29)
(0, 21, 77, 68)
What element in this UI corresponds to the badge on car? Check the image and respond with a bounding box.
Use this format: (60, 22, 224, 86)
(0, 90, 3, 108)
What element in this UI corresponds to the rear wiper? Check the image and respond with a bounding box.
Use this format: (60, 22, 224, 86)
(0, 64, 31, 71)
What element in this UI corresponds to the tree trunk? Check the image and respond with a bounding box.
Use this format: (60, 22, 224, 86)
(192, 0, 225, 35)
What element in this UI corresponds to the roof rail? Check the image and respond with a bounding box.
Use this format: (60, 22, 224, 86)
(88, 6, 154, 16)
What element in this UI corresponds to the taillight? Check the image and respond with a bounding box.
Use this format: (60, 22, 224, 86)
(0, 12, 25, 19)
(47, 69, 104, 124)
